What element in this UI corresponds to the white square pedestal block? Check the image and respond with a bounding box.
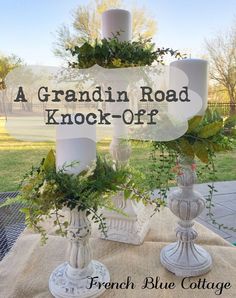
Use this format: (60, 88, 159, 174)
(101, 192, 152, 245)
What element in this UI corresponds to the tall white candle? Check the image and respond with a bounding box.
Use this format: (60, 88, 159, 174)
(102, 9, 132, 42)
(56, 122, 96, 174)
(169, 59, 208, 115)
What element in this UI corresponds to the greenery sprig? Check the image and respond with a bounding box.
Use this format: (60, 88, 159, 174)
(148, 109, 236, 232)
(67, 36, 185, 69)
(153, 109, 234, 164)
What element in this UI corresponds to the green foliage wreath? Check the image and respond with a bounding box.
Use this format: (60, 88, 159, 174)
(68, 36, 185, 69)
(2, 150, 163, 243)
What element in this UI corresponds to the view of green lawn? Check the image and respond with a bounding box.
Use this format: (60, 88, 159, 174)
(1, 117, 236, 192)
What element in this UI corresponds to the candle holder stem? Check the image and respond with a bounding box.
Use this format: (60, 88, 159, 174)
(49, 208, 110, 298)
(160, 155, 212, 276)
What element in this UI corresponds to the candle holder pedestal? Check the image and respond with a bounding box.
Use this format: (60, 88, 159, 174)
(49, 209, 110, 298)
(160, 156, 212, 276)
(101, 138, 151, 245)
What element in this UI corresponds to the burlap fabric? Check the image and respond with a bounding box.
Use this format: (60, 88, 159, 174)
(0, 208, 235, 298)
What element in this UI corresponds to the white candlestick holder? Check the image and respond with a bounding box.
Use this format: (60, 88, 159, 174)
(101, 138, 152, 245)
(49, 208, 110, 298)
(160, 156, 212, 276)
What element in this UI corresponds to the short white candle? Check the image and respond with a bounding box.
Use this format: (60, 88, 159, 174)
(102, 9, 132, 42)
(56, 122, 96, 174)
(170, 59, 208, 115)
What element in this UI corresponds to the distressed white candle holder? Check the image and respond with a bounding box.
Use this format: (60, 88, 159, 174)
(160, 156, 212, 276)
(101, 138, 151, 245)
(49, 208, 110, 298)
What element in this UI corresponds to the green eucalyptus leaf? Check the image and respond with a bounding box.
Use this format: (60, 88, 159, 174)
(198, 121, 223, 138)
(43, 149, 56, 172)
(178, 139, 194, 158)
(211, 143, 224, 152)
(187, 116, 203, 133)
(193, 141, 209, 163)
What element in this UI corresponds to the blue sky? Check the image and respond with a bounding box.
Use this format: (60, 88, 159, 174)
(0, 0, 235, 65)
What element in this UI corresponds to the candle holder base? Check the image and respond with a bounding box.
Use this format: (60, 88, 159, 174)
(160, 156, 213, 277)
(49, 260, 110, 298)
(102, 198, 152, 245)
(160, 242, 212, 277)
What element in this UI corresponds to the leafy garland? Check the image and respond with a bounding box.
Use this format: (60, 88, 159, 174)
(2, 150, 164, 243)
(149, 109, 236, 232)
(67, 36, 185, 69)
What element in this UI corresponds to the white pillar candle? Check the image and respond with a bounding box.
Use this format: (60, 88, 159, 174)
(102, 9, 131, 138)
(56, 122, 96, 174)
(102, 9, 132, 42)
(169, 59, 208, 115)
